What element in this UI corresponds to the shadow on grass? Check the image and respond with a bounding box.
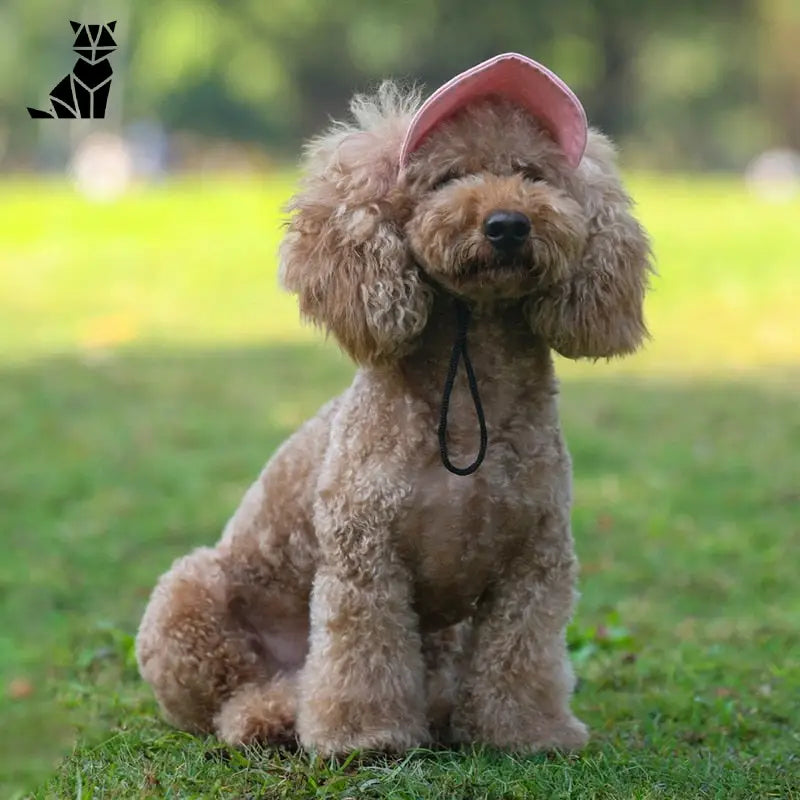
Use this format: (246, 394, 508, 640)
(1, 342, 798, 795)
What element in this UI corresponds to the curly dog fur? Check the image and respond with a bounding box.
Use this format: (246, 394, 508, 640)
(136, 83, 651, 755)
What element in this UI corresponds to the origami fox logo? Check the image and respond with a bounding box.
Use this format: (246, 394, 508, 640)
(28, 21, 117, 119)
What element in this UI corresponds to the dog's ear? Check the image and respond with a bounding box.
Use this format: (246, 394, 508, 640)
(527, 130, 652, 359)
(70, 20, 81, 33)
(107, 21, 117, 32)
(280, 84, 431, 365)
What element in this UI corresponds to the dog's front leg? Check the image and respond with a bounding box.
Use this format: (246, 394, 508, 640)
(451, 517, 588, 752)
(296, 498, 427, 755)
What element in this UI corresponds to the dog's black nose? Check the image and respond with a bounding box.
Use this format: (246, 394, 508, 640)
(483, 210, 531, 251)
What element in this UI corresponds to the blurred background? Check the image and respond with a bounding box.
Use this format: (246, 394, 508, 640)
(2, 0, 800, 173)
(1, 0, 799, 796)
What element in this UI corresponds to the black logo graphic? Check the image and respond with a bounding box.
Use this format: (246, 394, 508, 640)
(28, 21, 117, 119)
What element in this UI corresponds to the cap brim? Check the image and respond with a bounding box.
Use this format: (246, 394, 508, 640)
(400, 53, 587, 170)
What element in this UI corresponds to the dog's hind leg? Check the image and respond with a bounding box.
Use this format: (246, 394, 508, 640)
(136, 546, 302, 742)
(137, 547, 262, 733)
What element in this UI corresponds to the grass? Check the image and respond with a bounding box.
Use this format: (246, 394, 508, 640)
(1, 173, 798, 798)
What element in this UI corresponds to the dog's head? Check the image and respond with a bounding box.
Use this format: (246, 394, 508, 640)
(403, 98, 587, 303)
(70, 21, 117, 64)
(281, 72, 650, 364)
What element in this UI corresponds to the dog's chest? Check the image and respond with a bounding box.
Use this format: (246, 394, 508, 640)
(397, 440, 531, 630)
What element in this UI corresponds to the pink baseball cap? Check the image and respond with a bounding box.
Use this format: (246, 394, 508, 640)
(399, 53, 588, 170)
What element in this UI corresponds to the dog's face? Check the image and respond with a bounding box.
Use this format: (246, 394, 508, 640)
(70, 21, 118, 64)
(403, 100, 587, 302)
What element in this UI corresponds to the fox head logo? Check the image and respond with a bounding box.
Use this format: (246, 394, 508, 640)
(28, 21, 118, 119)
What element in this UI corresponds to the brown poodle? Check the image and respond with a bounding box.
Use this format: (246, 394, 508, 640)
(136, 55, 651, 756)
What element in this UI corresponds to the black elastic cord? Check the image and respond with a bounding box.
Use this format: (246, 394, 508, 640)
(438, 300, 488, 475)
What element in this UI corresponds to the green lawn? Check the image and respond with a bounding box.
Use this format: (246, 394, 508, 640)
(1, 175, 798, 798)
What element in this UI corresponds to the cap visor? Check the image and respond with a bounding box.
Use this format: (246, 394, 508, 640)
(400, 53, 587, 169)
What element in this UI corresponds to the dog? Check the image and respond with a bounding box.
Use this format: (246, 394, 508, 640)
(27, 21, 117, 119)
(136, 53, 651, 755)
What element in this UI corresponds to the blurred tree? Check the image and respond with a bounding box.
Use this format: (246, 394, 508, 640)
(757, 0, 800, 149)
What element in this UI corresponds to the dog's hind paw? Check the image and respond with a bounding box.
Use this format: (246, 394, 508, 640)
(214, 679, 297, 747)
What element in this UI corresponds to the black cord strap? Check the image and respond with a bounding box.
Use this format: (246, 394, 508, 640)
(438, 300, 488, 476)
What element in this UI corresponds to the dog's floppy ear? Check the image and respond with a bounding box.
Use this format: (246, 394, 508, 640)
(528, 130, 652, 359)
(280, 84, 432, 365)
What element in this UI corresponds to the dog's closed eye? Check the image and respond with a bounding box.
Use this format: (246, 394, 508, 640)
(431, 170, 463, 191)
(518, 165, 545, 183)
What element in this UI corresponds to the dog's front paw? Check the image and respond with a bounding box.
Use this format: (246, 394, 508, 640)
(297, 698, 428, 756)
(532, 714, 589, 752)
(452, 710, 588, 753)
(299, 724, 428, 757)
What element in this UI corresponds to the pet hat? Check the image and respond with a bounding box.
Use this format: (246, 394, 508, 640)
(399, 52, 588, 170)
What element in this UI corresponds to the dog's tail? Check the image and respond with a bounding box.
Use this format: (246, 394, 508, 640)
(27, 107, 53, 119)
